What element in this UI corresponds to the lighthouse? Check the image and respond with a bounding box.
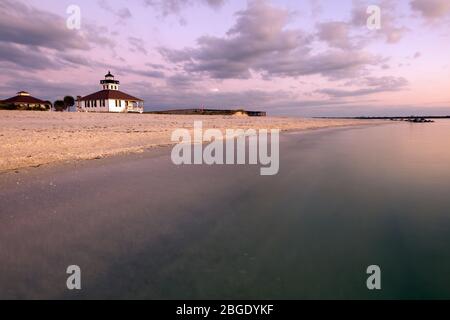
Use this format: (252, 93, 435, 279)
(77, 71, 144, 113)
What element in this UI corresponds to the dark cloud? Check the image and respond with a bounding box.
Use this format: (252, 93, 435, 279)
(0, 0, 115, 53)
(160, 0, 382, 81)
(0, 0, 89, 51)
(318, 76, 409, 98)
(0, 0, 117, 72)
(0, 43, 60, 70)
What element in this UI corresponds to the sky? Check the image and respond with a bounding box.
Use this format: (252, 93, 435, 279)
(0, 0, 449, 116)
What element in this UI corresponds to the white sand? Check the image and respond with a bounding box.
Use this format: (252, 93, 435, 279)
(0, 110, 382, 172)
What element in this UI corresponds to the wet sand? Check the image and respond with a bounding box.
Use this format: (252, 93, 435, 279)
(2, 122, 450, 299)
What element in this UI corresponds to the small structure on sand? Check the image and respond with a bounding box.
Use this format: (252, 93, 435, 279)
(0, 91, 51, 110)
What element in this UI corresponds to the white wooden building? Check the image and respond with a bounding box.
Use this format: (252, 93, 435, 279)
(77, 72, 144, 113)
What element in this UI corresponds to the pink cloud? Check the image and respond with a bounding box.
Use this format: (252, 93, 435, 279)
(411, 0, 450, 20)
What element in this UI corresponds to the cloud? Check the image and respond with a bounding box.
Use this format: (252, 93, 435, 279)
(0, 0, 115, 52)
(143, 0, 226, 16)
(410, 0, 450, 20)
(98, 0, 133, 20)
(165, 74, 200, 89)
(309, 0, 323, 17)
(0, 43, 60, 70)
(318, 76, 409, 97)
(117, 8, 133, 19)
(83, 25, 116, 49)
(55, 52, 94, 67)
(160, 0, 381, 80)
(351, 1, 407, 44)
(0, 0, 117, 72)
(133, 83, 303, 111)
(128, 37, 148, 55)
(317, 22, 353, 49)
(114, 65, 166, 79)
(0, 75, 94, 101)
(0, 0, 89, 51)
(255, 50, 381, 80)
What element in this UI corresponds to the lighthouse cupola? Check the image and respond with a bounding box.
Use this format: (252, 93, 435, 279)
(100, 71, 120, 91)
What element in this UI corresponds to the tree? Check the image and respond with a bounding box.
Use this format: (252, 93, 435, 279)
(54, 100, 65, 112)
(44, 101, 52, 111)
(64, 96, 75, 112)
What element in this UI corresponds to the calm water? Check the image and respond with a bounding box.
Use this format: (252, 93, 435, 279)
(2, 121, 450, 299)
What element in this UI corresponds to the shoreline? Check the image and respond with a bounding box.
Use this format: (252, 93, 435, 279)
(0, 110, 388, 174)
(0, 122, 389, 183)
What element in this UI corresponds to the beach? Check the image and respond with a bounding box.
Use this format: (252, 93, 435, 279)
(0, 111, 379, 172)
(2, 121, 450, 299)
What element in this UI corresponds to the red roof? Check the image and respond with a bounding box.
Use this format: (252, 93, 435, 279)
(79, 90, 143, 102)
(2, 95, 48, 104)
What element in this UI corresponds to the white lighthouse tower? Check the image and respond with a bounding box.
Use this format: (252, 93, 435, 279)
(100, 71, 120, 91)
